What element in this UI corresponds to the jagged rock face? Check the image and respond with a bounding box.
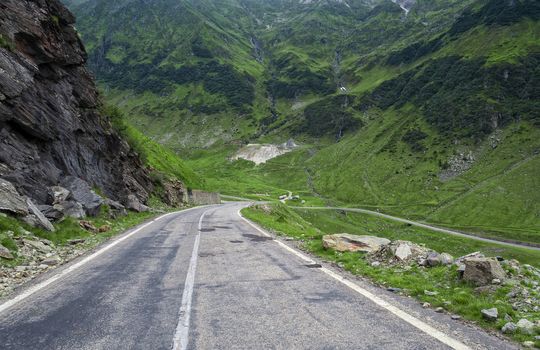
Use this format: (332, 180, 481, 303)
(0, 0, 153, 205)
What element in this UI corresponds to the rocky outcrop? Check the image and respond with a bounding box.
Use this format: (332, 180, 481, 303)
(322, 234, 390, 253)
(0, 0, 154, 208)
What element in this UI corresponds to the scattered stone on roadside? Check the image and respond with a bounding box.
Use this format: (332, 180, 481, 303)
(23, 239, 52, 253)
(492, 278, 501, 285)
(426, 252, 442, 267)
(387, 287, 402, 293)
(422, 302, 431, 308)
(371, 261, 381, 267)
(522, 341, 535, 348)
(439, 253, 454, 266)
(455, 251, 484, 265)
(501, 322, 517, 334)
(0, 244, 14, 260)
(462, 258, 506, 286)
(424, 290, 439, 296)
(41, 256, 61, 266)
(322, 234, 390, 253)
(516, 319, 535, 334)
(435, 307, 444, 313)
(451, 315, 461, 320)
(481, 307, 498, 321)
(79, 220, 97, 232)
(68, 239, 85, 245)
(394, 242, 412, 261)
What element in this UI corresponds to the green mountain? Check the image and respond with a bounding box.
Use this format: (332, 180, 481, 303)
(65, 0, 540, 242)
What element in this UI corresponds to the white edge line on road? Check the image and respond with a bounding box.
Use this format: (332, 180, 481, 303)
(237, 209, 471, 350)
(0, 206, 209, 315)
(172, 209, 208, 350)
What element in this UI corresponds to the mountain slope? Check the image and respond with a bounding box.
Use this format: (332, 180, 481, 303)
(65, 0, 540, 239)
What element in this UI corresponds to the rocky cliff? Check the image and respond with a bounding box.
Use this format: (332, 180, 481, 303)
(0, 0, 154, 206)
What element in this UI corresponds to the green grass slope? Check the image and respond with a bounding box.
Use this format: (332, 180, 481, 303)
(67, 0, 540, 243)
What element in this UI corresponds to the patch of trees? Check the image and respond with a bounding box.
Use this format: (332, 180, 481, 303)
(267, 52, 335, 98)
(191, 37, 213, 58)
(90, 54, 254, 110)
(449, 0, 540, 36)
(386, 37, 444, 66)
(302, 95, 360, 139)
(364, 54, 539, 138)
(402, 129, 428, 152)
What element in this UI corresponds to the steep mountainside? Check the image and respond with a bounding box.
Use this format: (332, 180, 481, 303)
(0, 0, 156, 205)
(64, 0, 540, 240)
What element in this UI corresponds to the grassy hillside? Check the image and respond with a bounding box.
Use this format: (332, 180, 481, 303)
(103, 105, 203, 189)
(67, 0, 540, 243)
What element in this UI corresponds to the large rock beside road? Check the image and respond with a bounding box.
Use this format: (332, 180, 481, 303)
(516, 319, 535, 335)
(55, 201, 86, 219)
(463, 258, 506, 286)
(322, 234, 390, 253)
(61, 177, 103, 216)
(126, 194, 150, 213)
(24, 198, 55, 232)
(0, 178, 28, 216)
(481, 307, 498, 321)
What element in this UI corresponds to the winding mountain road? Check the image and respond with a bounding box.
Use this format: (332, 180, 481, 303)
(0, 203, 516, 349)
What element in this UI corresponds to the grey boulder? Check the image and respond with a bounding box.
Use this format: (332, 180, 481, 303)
(54, 201, 86, 219)
(24, 198, 55, 232)
(501, 322, 517, 334)
(126, 194, 150, 213)
(481, 308, 498, 321)
(61, 177, 103, 216)
(37, 204, 64, 221)
(47, 186, 70, 204)
(0, 244, 14, 260)
(516, 319, 535, 335)
(0, 178, 28, 216)
(462, 258, 506, 286)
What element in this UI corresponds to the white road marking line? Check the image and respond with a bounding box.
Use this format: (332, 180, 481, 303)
(0, 206, 209, 314)
(172, 210, 208, 350)
(237, 209, 471, 350)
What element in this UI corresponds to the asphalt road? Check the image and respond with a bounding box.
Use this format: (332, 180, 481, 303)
(0, 203, 517, 349)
